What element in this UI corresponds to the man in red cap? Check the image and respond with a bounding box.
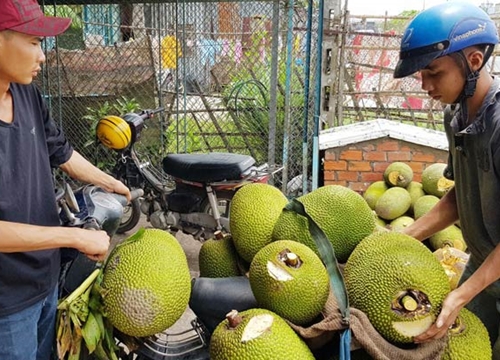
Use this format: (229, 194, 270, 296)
(0, 1, 130, 359)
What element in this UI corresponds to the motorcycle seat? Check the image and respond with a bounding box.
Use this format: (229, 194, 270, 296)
(162, 152, 256, 183)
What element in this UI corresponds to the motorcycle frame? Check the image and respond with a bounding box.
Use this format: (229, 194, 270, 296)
(117, 147, 276, 233)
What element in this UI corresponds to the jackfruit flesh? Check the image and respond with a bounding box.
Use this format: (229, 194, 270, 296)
(209, 308, 315, 360)
(434, 247, 469, 290)
(344, 231, 450, 344)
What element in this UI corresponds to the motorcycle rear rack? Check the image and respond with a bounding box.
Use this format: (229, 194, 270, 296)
(132, 318, 210, 359)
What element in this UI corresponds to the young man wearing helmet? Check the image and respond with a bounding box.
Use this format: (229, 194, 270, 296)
(0, 1, 130, 359)
(395, 1, 500, 356)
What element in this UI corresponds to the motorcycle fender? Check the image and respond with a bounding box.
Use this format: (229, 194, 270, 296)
(179, 212, 218, 229)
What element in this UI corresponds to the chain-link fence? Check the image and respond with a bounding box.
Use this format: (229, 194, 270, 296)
(38, 1, 500, 193)
(38, 0, 319, 195)
(326, 10, 500, 130)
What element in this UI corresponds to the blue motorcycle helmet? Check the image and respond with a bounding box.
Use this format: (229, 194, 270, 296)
(394, 1, 499, 80)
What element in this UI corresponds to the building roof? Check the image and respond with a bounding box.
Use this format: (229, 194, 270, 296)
(319, 119, 448, 151)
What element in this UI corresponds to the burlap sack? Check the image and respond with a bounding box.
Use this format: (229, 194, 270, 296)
(288, 291, 448, 360)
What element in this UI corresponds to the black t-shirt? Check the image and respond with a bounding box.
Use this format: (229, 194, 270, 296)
(0, 83, 73, 316)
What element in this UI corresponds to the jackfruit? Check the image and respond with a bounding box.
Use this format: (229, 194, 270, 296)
(229, 183, 288, 263)
(101, 228, 191, 337)
(406, 181, 425, 214)
(374, 187, 412, 221)
(389, 216, 414, 232)
(272, 185, 375, 263)
(429, 225, 466, 252)
(422, 163, 454, 198)
(199, 231, 242, 278)
(434, 247, 469, 290)
(209, 308, 315, 360)
(374, 213, 387, 228)
(442, 308, 492, 360)
(249, 240, 330, 325)
(413, 195, 440, 220)
(383, 162, 413, 188)
(344, 231, 450, 344)
(363, 181, 389, 210)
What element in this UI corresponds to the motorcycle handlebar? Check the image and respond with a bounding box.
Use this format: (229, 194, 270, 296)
(139, 107, 165, 121)
(107, 188, 144, 207)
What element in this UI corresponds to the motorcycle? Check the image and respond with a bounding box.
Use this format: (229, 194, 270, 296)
(56, 183, 258, 360)
(95, 108, 281, 239)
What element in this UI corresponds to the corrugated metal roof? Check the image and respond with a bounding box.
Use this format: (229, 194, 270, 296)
(319, 119, 448, 151)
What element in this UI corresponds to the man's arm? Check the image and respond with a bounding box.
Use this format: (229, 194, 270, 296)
(402, 187, 459, 241)
(59, 150, 130, 202)
(0, 221, 110, 261)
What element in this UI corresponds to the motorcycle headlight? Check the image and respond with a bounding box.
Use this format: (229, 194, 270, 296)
(96, 115, 132, 150)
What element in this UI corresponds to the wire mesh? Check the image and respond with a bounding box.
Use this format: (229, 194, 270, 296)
(38, 0, 318, 196)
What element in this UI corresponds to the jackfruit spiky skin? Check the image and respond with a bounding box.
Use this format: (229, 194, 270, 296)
(249, 240, 330, 325)
(198, 234, 241, 278)
(102, 228, 191, 337)
(422, 163, 454, 198)
(413, 195, 440, 220)
(383, 162, 414, 188)
(442, 308, 492, 360)
(209, 308, 315, 360)
(374, 187, 412, 221)
(344, 231, 450, 344)
(272, 185, 375, 263)
(363, 181, 389, 210)
(229, 183, 288, 263)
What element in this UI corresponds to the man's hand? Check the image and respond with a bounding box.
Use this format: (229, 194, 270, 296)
(105, 179, 131, 203)
(75, 228, 111, 262)
(413, 289, 466, 343)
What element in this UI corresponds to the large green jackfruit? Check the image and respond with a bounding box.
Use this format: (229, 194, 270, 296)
(344, 231, 450, 344)
(422, 163, 454, 198)
(102, 228, 191, 337)
(429, 225, 466, 252)
(413, 195, 440, 220)
(198, 232, 242, 278)
(249, 240, 330, 325)
(363, 181, 389, 210)
(272, 185, 375, 263)
(406, 181, 425, 214)
(374, 187, 412, 221)
(383, 162, 413, 188)
(229, 183, 288, 263)
(209, 308, 315, 360)
(442, 308, 492, 360)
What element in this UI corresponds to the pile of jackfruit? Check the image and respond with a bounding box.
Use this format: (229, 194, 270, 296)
(364, 161, 466, 252)
(199, 181, 492, 360)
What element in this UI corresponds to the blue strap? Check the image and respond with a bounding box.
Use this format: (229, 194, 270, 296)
(285, 199, 351, 359)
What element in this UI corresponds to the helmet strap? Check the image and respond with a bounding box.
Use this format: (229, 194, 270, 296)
(452, 50, 480, 104)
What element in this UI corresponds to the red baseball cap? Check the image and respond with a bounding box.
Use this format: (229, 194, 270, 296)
(0, 0, 71, 37)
